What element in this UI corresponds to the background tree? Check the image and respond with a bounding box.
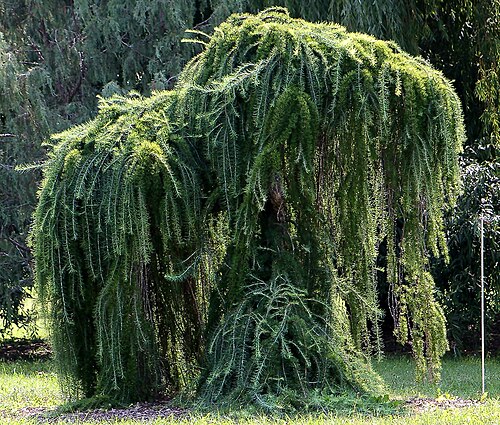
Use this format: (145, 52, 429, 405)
(0, 1, 86, 335)
(0, 33, 50, 335)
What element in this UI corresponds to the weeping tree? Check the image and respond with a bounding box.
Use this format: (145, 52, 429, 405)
(32, 8, 465, 408)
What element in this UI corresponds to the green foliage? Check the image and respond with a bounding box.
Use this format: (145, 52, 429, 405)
(32, 92, 207, 400)
(423, 0, 500, 352)
(1, 0, 497, 358)
(31, 9, 464, 409)
(234, 0, 500, 357)
(0, 0, 210, 336)
(434, 145, 499, 352)
(0, 33, 51, 335)
(209, 0, 431, 54)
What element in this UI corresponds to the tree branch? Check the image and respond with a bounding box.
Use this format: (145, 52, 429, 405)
(8, 237, 31, 255)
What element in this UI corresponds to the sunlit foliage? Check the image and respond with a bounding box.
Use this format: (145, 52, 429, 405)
(32, 9, 464, 408)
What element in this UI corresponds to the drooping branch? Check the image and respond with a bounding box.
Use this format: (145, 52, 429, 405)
(31, 8, 464, 408)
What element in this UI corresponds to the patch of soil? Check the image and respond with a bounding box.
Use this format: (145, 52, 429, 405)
(0, 339, 52, 361)
(405, 396, 482, 413)
(19, 401, 187, 423)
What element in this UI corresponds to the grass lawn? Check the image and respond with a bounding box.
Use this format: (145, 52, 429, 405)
(0, 355, 498, 424)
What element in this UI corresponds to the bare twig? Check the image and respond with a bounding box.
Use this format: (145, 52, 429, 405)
(8, 237, 31, 254)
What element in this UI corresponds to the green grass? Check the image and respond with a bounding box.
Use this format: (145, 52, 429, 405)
(2, 403, 500, 425)
(0, 356, 499, 424)
(0, 360, 62, 414)
(376, 355, 500, 399)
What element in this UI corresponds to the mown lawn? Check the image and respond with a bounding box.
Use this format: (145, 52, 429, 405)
(0, 355, 499, 424)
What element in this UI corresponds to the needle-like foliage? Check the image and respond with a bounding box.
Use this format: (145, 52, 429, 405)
(31, 8, 465, 409)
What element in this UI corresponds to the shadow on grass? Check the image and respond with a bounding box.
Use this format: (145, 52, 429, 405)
(0, 338, 52, 362)
(40, 391, 407, 423)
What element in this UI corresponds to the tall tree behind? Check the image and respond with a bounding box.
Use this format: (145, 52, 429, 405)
(0, 33, 52, 334)
(73, 0, 204, 91)
(0, 0, 87, 335)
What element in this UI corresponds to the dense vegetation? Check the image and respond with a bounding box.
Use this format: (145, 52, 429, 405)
(1, 0, 498, 355)
(0, 0, 204, 336)
(30, 8, 466, 408)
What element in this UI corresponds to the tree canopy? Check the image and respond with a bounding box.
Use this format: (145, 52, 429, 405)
(1, 0, 498, 353)
(31, 8, 465, 408)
